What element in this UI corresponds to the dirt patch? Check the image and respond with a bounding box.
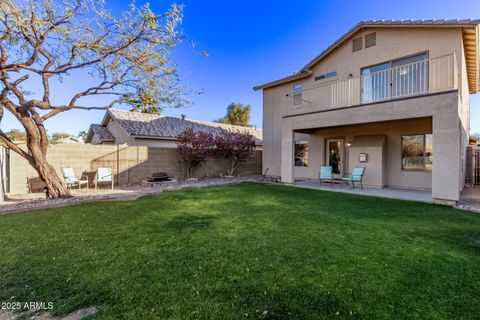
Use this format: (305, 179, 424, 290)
(0, 307, 97, 320)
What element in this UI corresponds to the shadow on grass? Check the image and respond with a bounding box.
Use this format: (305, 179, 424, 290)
(204, 284, 359, 320)
(2, 183, 480, 319)
(163, 215, 217, 231)
(404, 225, 480, 255)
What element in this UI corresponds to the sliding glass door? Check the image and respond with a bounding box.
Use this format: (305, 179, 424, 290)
(361, 53, 428, 103)
(361, 62, 390, 103)
(391, 53, 427, 98)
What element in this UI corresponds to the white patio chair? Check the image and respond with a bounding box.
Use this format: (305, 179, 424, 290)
(62, 167, 88, 189)
(95, 167, 114, 190)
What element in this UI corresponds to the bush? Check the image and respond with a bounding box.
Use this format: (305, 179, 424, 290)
(214, 129, 256, 176)
(176, 129, 215, 178)
(176, 128, 256, 178)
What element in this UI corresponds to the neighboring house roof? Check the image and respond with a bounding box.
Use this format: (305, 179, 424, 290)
(254, 19, 480, 92)
(187, 119, 263, 141)
(86, 124, 115, 143)
(106, 109, 214, 139)
(55, 136, 84, 144)
(470, 135, 480, 145)
(85, 109, 263, 145)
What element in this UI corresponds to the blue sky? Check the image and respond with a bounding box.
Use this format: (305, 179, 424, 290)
(2, 0, 480, 134)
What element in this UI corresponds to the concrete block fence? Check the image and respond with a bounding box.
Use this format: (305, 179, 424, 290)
(8, 143, 262, 194)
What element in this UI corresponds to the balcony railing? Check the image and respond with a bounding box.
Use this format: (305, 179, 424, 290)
(286, 53, 458, 116)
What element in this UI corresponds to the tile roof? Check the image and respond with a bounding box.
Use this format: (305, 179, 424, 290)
(86, 124, 115, 142)
(108, 109, 214, 137)
(55, 136, 85, 144)
(254, 19, 480, 90)
(90, 109, 262, 144)
(362, 19, 480, 25)
(187, 119, 263, 140)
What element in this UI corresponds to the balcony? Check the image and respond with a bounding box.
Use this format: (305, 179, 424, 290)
(286, 53, 458, 116)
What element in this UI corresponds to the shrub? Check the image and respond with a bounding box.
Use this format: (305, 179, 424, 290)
(214, 129, 256, 176)
(176, 129, 215, 178)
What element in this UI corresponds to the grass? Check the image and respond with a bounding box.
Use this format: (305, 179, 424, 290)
(1, 183, 480, 319)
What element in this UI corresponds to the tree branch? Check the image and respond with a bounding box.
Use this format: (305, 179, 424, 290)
(0, 129, 32, 161)
(41, 103, 118, 121)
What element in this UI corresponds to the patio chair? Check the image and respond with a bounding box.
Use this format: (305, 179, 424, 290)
(341, 166, 365, 189)
(62, 167, 89, 189)
(319, 166, 334, 185)
(95, 167, 114, 190)
(27, 176, 47, 193)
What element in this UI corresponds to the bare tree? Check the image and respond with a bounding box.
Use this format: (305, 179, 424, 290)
(0, 0, 190, 197)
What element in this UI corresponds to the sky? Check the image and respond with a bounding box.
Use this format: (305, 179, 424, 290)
(2, 0, 480, 135)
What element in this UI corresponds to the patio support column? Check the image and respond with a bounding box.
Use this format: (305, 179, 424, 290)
(432, 112, 461, 203)
(281, 120, 294, 184)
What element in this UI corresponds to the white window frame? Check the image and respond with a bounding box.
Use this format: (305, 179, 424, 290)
(293, 84, 303, 106)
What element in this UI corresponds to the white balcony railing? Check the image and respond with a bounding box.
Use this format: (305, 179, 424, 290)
(286, 53, 458, 116)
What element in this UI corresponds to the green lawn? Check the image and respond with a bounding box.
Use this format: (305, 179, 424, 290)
(1, 183, 480, 319)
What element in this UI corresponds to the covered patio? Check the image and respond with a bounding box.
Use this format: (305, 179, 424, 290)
(277, 85, 466, 204)
(295, 179, 433, 203)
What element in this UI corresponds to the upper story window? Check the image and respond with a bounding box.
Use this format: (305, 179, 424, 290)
(293, 83, 303, 106)
(352, 37, 363, 52)
(365, 32, 376, 48)
(361, 52, 428, 103)
(315, 71, 337, 82)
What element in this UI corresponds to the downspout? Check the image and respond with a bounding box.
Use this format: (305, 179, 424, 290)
(116, 144, 119, 186)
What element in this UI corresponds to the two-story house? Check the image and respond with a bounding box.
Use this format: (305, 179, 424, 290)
(254, 20, 480, 204)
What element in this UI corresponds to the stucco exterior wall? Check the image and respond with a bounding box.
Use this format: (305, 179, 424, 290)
(106, 120, 135, 145)
(8, 144, 262, 194)
(290, 117, 433, 190)
(90, 133, 102, 145)
(90, 133, 114, 145)
(261, 27, 470, 202)
(309, 27, 462, 90)
(279, 92, 461, 200)
(93, 121, 196, 148)
(131, 138, 177, 148)
(458, 36, 471, 192)
(262, 28, 464, 173)
(348, 135, 386, 188)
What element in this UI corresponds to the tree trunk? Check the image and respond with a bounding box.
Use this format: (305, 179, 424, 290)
(27, 143, 71, 198)
(187, 166, 193, 179)
(227, 157, 236, 176)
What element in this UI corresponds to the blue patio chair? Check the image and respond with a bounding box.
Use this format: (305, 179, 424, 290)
(342, 166, 365, 189)
(319, 166, 334, 185)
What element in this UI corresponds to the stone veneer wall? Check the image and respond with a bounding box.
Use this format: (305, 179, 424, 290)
(8, 143, 262, 194)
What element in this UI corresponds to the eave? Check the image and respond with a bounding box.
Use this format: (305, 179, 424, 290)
(463, 25, 480, 93)
(254, 19, 480, 92)
(253, 71, 312, 91)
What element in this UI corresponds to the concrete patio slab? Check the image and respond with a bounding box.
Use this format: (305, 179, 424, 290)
(295, 179, 433, 203)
